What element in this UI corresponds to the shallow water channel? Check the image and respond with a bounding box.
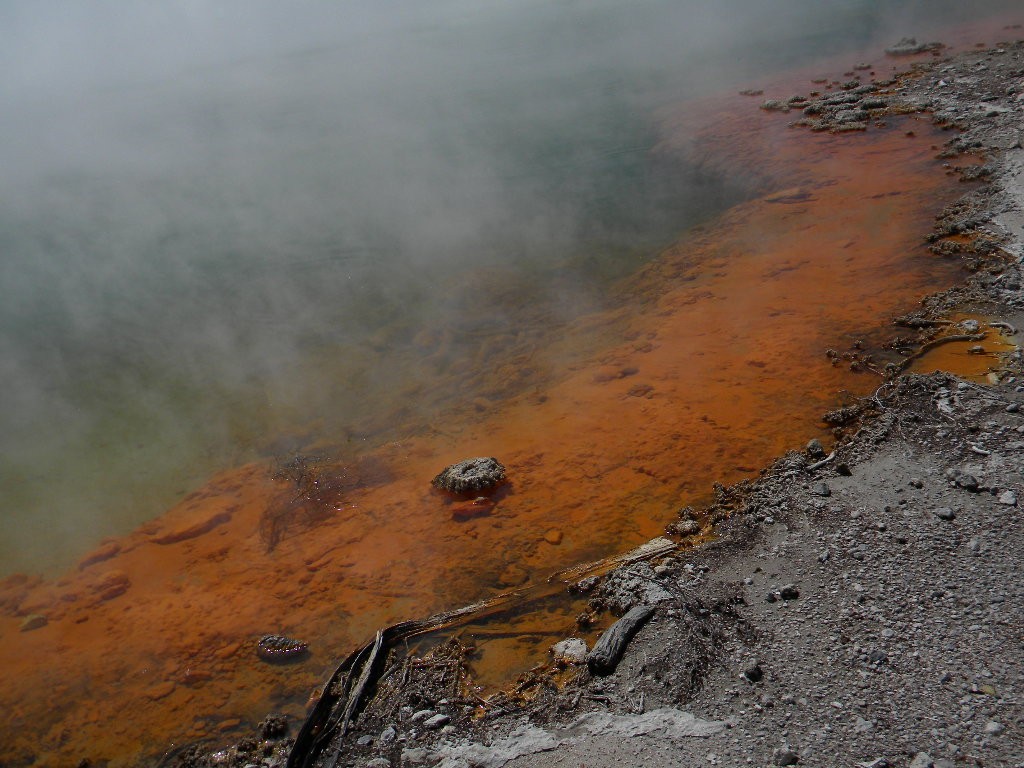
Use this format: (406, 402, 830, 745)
(1, 3, 1022, 766)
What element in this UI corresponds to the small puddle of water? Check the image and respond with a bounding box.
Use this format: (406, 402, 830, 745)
(908, 315, 1019, 382)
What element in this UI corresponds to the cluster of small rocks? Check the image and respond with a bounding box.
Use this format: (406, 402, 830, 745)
(762, 81, 891, 133)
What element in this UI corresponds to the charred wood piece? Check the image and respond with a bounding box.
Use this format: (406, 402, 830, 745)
(586, 604, 656, 676)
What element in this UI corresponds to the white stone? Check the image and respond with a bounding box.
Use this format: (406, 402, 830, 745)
(551, 637, 588, 664)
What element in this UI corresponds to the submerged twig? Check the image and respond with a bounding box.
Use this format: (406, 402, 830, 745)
(890, 332, 987, 375)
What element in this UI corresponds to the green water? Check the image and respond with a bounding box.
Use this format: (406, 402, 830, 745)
(1, 0, 1018, 575)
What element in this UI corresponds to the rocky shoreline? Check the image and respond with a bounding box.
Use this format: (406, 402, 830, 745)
(178, 38, 1024, 768)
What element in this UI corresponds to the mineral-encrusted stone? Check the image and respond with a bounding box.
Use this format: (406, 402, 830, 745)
(885, 37, 943, 56)
(551, 637, 588, 664)
(431, 457, 506, 495)
(256, 634, 310, 662)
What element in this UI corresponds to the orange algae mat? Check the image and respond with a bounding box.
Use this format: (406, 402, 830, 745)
(0, 109, 972, 764)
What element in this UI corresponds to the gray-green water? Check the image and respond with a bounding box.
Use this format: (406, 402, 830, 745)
(1, 0, 1017, 575)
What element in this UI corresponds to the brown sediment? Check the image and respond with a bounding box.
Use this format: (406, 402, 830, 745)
(0, 69, 984, 768)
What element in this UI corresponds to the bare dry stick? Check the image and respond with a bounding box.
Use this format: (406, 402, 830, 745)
(807, 451, 836, 471)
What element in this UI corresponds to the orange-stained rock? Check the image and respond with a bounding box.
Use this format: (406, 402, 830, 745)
(145, 682, 176, 701)
(0, 573, 40, 616)
(77, 540, 123, 571)
(149, 511, 232, 545)
(450, 496, 496, 520)
(544, 529, 564, 545)
(89, 571, 131, 603)
(19, 614, 47, 632)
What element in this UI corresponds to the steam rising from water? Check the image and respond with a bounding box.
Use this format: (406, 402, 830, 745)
(0, 0, 1015, 574)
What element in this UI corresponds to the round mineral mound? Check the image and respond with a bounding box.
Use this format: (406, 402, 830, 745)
(431, 457, 507, 495)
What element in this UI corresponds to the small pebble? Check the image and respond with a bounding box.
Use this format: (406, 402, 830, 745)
(780, 584, 800, 600)
(984, 720, 1005, 735)
(423, 713, 451, 730)
(933, 507, 956, 521)
(19, 614, 47, 632)
(773, 746, 799, 766)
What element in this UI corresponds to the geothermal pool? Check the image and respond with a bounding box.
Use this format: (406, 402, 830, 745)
(0, 2, 1020, 765)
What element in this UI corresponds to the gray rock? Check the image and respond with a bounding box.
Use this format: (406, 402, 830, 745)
(984, 720, 1004, 735)
(780, 584, 800, 600)
(933, 507, 956, 521)
(885, 37, 943, 55)
(356, 734, 373, 746)
(410, 709, 435, 723)
(431, 457, 506, 495)
(807, 438, 826, 459)
(836, 108, 870, 123)
(946, 469, 979, 491)
(811, 481, 831, 497)
(401, 748, 430, 765)
(998, 490, 1017, 506)
(365, 759, 391, 768)
(379, 726, 397, 744)
(551, 638, 588, 664)
(599, 563, 673, 612)
(424, 713, 451, 730)
(672, 518, 701, 536)
(908, 753, 934, 768)
(773, 746, 799, 765)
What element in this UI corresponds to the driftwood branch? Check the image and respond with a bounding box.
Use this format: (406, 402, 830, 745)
(586, 604, 656, 675)
(287, 537, 677, 768)
(807, 451, 836, 471)
(988, 321, 1017, 335)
